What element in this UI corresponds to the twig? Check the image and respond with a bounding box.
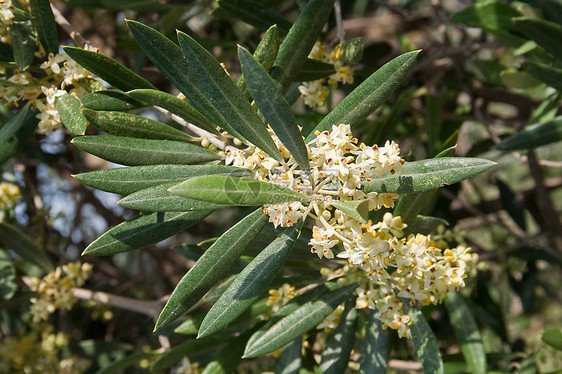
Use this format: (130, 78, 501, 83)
(334, 0, 345, 43)
(50, 3, 90, 49)
(388, 359, 422, 371)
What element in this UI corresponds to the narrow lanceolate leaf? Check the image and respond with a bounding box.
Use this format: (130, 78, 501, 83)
(361, 157, 495, 194)
(216, 0, 292, 36)
(81, 91, 147, 111)
(243, 282, 359, 358)
(56, 94, 88, 135)
(0, 222, 53, 272)
(151, 335, 230, 371)
(444, 292, 487, 374)
(294, 58, 336, 81)
(497, 116, 562, 150)
(201, 328, 256, 374)
(83, 210, 211, 256)
(331, 200, 369, 223)
(272, 0, 336, 92)
(237, 25, 281, 100)
(29, 0, 58, 54)
(126, 20, 246, 142)
(198, 221, 303, 338)
(127, 89, 219, 135)
(403, 302, 444, 374)
(82, 109, 192, 142)
(71, 136, 219, 166)
(541, 328, 562, 350)
(0, 104, 39, 165)
(177, 31, 283, 162)
(155, 209, 268, 330)
(319, 298, 357, 374)
(306, 51, 420, 141)
(360, 312, 389, 374)
(9, 18, 36, 71)
(514, 17, 562, 61)
(169, 175, 309, 206)
(63, 46, 156, 91)
(0, 251, 17, 301)
(522, 61, 562, 92)
(118, 182, 229, 212)
(73, 165, 249, 195)
(275, 337, 302, 374)
(239, 46, 309, 171)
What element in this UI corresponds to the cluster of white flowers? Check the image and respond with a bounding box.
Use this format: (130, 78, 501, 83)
(298, 41, 355, 109)
(0, 182, 21, 212)
(29, 262, 93, 322)
(0, 0, 15, 43)
(221, 123, 475, 338)
(266, 283, 296, 314)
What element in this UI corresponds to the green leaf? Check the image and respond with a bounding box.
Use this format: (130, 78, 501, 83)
(294, 58, 336, 81)
(83, 210, 211, 256)
(272, 0, 336, 92)
(500, 70, 541, 89)
(514, 17, 562, 61)
(238, 46, 309, 171)
(0, 104, 39, 165)
(9, 18, 36, 71)
(542, 328, 562, 351)
(56, 94, 88, 135)
(0, 222, 52, 271)
(237, 25, 281, 100)
(404, 215, 448, 236)
(71, 136, 219, 166)
(177, 31, 282, 162)
(331, 200, 369, 224)
(201, 328, 257, 374)
(82, 109, 192, 142)
(81, 91, 147, 111)
(198, 221, 303, 338)
(29, 0, 58, 54)
(127, 89, 219, 135)
(169, 175, 309, 206)
(362, 157, 495, 194)
(451, 1, 521, 32)
(63, 46, 156, 91)
(216, 0, 292, 35)
(360, 312, 389, 374)
(522, 61, 562, 92)
(497, 116, 562, 150)
(393, 191, 439, 224)
(275, 337, 302, 374)
(319, 298, 357, 374)
(155, 209, 268, 330)
(444, 292, 487, 374)
(403, 302, 444, 374)
(496, 179, 526, 231)
(126, 20, 246, 142)
(243, 282, 359, 358)
(74, 164, 248, 195)
(306, 50, 420, 140)
(151, 335, 230, 371)
(0, 251, 17, 301)
(118, 182, 229, 212)
(94, 351, 160, 374)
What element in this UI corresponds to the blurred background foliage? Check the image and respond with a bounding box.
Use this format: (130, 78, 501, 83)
(1, 0, 562, 373)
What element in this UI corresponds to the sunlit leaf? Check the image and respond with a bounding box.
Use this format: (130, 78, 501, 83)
(243, 282, 359, 358)
(522, 61, 562, 92)
(169, 175, 309, 206)
(82, 109, 192, 142)
(155, 209, 268, 330)
(71, 136, 219, 166)
(81, 91, 147, 111)
(83, 210, 211, 256)
(360, 312, 388, 374)
(542, 328, 562, 351)
(275, 337, 302, 374)
(73, 164, 248, 195)
(362, 157, 495, 194)
(63, 46, 156, 91)
(238, 46, 309, 171)
(177, 31, 282, 162)
(514, 17, 562, 60)
(306, 50, 420, 140)
(56, 94, 88, 135)
(497, 116, 562, 150)
(331, 200, 369, 223)
(198, 221, 303, 338)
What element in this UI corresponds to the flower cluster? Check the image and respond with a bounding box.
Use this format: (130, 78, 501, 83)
(0, 323, 90, 374)
(29, 262, 93, 322)
(0, 0, 15, 43)
(0, 182, 21, 211)
(266, 283, 296, 314)
(298, 41, 355, 109)
(221, 123, 475, 338)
